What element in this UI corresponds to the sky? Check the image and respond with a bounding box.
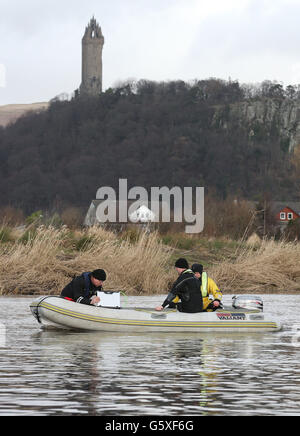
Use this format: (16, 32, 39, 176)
(1, 0, 300, 105)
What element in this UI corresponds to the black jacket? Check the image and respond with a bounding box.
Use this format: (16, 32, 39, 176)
(162, 269, 203, 313)
(61, 273, 102, 305)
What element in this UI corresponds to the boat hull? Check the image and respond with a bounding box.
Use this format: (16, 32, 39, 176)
(30, 296, 281, 333)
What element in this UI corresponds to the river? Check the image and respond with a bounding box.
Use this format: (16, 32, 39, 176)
(0, 294, 300, 416)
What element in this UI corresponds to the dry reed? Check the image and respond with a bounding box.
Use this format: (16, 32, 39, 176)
(210, 238, 300, 292)
(0, 226, 174, 296)
(2, 225, 300, 296)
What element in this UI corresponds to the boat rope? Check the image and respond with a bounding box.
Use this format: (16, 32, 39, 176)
(35, 296, 57, 323)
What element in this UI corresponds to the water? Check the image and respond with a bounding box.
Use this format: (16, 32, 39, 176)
(0, 294, 300, 416)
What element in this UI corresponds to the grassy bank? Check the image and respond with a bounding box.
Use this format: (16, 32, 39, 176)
(0, 225, 300, 295)
(211, 239, 300, 293)
(0, 226, 174, 296)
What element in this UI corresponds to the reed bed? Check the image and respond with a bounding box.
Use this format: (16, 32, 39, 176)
(0, 226, 175, 296)
(211, 239, 300, 292)
(1, 225, 300, 295)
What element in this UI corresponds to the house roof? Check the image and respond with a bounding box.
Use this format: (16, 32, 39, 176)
(271, 201, 300, 215)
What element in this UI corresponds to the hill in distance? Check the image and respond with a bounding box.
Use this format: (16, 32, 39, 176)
(0, 102, 49, 127)
(0, 78, 300, 215)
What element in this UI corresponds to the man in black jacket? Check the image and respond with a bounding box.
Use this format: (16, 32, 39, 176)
(61, 269, 106, 305)
(155, 258, 203, 313)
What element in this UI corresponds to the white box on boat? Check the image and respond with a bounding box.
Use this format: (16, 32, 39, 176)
(97, 291, 120, 308)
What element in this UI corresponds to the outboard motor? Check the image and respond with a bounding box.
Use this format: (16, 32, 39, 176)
(232, 295, 263, 312)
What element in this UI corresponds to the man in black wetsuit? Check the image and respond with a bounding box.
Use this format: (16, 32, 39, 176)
(155, 258, 203, 313)
(60, 269, 106, 305)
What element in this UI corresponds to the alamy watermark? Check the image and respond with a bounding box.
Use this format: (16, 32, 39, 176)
(0, 64, 6, 88)
(290, 323, 300, 348)
(279, 323, 300, 348)
(95, 179, 204, 234)
(0, 322, 6, 347)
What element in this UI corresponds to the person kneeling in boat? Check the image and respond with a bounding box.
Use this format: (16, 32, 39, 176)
(60, 269, 106, 305)
(191, 263, 222, 311)
(155, 258, 203, 313)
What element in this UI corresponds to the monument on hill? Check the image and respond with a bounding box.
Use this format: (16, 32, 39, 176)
(80, 17, 104, 96)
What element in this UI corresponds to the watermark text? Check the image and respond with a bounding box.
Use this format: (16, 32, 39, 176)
(0, 64, 6, 88)
(0, 322, 6, 347)
(95, 179, 204, 234)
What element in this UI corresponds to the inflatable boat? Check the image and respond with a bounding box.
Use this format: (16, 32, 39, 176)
(30, 295, 281, 332)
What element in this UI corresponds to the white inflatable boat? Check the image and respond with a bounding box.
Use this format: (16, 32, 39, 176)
(30, 295, 281, 332)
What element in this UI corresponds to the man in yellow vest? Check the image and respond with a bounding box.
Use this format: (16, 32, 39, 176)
(191, 263, 223, 311)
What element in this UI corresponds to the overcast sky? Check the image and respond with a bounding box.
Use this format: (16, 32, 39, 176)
(1, 0, 300, 105)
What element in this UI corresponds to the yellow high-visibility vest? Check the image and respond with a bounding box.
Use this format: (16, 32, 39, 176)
(201, 272, 208, 298)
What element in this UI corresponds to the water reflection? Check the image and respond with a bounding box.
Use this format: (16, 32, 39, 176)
(29, 330, 209, 415)
(23, 329, 300, 415)
(1, 295, 300, 415)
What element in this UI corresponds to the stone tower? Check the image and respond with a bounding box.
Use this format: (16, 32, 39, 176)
(80, 17, 104, 96)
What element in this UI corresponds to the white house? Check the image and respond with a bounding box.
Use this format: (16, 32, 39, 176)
(84, 200, 160, 227)
(129, 205, 156, 223)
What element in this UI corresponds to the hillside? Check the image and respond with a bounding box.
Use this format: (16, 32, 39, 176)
(213, 97, 300, 153)
(0, 102, 49, 127)
(0, 78, 300, 214)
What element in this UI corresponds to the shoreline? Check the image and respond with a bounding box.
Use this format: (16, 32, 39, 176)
(1, 289, 300, 297)
(1, 226, 300, 296)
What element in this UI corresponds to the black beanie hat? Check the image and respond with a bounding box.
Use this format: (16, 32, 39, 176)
(191, 263, 203, 274)
(174, 258, 189, 269)
(92, 269, 106, 281)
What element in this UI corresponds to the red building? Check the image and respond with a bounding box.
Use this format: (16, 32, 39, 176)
(275, 205, 300, 223)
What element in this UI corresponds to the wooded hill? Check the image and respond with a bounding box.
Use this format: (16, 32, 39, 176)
(0, 78, 299, 214)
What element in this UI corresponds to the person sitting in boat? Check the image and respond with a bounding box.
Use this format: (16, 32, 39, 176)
(60, 269, 106, 305)
(191, 263, 222, 311)
(155, 258, 203, 313)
